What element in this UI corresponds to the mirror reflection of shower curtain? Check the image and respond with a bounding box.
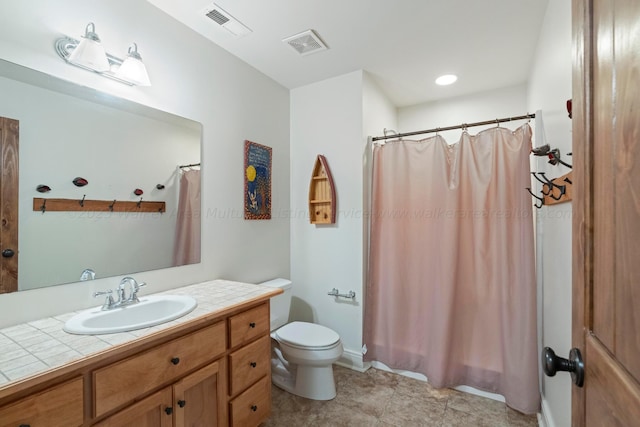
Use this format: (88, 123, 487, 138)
(173, 169, 201, 266)
(364, 124, 539, 414)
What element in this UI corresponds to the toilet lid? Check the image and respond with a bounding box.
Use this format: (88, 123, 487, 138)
(275, 321, 340, 348)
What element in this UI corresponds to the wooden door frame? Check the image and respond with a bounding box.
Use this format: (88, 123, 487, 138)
(571, 0, 591, 424)
(0, 116, 19, 293)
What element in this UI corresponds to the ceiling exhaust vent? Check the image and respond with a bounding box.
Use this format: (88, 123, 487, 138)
(282, 30, 328, 56)
(203, 3, 252, 37)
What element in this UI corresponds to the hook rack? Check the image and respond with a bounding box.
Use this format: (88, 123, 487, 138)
(527, 171, 573, 206)
(33, 197, 165, 213)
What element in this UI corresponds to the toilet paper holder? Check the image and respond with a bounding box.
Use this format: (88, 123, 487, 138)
(328, 288, 356, 299)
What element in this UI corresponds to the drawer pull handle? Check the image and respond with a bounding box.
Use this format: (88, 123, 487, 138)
(171, 357, 180, 365)
(251, 405, 258, 412)
(178, 399, 186, 408)
(19, 425, 31, 427)
(165, 407, 173, 415)
(249, 322, 256, 328)
(250, 361, 257, 368)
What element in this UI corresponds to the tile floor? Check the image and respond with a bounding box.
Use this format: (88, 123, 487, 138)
(262, 366, 539, 427)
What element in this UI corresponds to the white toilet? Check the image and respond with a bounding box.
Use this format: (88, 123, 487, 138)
(259, 278, 343, 400)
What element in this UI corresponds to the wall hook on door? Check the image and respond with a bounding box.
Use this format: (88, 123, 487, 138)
(109, 200, 116, 212)
(531, 173, 553, 195)
(526, 188, 544, 209)
(40, 199, 47, 213)
(79, 194, 86, 207)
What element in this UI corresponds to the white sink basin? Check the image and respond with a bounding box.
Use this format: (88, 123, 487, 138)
(63, 295, 198, 335)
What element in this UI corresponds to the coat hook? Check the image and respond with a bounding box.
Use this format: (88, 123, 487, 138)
(79, 194, 86, 207)
(156, 184, 165, 190)
(137, 197, 143, 208)
(549, 184, 567, 201)
(564, 177, 573, 185)
(109, 200, 116, 212)
(40, 199, 47, 213)
(526, 188, 544, 209)
(531, 173, 553, 195)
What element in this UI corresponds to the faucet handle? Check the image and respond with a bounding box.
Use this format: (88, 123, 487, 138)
(93, 289, 115, 310)
(130, 282, 146, 303)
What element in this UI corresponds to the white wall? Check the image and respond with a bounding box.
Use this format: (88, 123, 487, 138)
(289, 71, 396, 369)
(290, 71, 364, 367)
(399, 84, 529, 143)
(527, 1, 573, 426)
(0, 0, 290, 326)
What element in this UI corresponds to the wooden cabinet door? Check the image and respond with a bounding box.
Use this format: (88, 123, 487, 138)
(0, 117, 18, 294)
(93, 388, 173, 427)
(173, 360, 226, 427)
(573, 0, 640, 424)
(0, 377, 83, 427)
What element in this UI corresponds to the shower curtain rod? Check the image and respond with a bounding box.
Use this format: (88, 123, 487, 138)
(371, 113, 535, 142)
(179, 163, 201, 168)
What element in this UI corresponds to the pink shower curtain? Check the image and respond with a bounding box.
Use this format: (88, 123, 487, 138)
(364, 124, 539, 414)
(173, 169, 201, 266)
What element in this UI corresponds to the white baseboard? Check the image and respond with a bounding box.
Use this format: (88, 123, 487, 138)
(538, 397, 553, 427)
(334, 348, 370, 372)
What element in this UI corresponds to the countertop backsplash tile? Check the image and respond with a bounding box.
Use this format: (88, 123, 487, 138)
(0, 279, 274, 387)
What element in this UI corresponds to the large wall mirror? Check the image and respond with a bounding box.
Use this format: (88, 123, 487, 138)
(0, 59, 202, 293)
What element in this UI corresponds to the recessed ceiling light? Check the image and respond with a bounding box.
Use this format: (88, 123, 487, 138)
(435, 74, 458, 86)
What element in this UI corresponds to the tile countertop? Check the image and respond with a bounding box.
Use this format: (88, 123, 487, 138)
(0, 279, 276, 388)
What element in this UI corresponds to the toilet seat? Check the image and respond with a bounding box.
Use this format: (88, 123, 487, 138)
(275, 321, 340, 350)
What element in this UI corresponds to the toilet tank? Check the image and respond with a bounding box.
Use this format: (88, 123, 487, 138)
(258, 278, 292, 331)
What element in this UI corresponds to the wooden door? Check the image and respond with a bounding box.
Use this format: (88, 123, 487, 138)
(93, 387, 173, 427)
(173, 360, 226, 427)
(0, 117, 18, 293)
(572, 0, 640, 425)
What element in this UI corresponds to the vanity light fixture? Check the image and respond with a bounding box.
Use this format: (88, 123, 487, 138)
(115, 44, 151, 86)
(55, 22, 152, 87)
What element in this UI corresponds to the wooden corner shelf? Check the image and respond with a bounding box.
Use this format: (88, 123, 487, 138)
(33, 197, 166, 213)
(308, 155, 336, 224)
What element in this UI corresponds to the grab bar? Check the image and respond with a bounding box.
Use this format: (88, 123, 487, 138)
(328, 288, 356, 299)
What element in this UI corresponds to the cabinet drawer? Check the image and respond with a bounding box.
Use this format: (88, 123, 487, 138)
(229, 376, 271, 427)
(229, 303, 269, 348)
(0, 377, 83, 427)
(229, 334, 270, 396)
(94, 321, 225, 417)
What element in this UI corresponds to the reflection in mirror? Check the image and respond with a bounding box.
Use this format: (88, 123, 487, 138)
(0, 59, 202, 293)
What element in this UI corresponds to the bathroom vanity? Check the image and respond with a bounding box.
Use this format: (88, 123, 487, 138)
(0, 280, 281, 427)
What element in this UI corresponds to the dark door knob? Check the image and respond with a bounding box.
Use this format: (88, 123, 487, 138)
(2, 248, 14, 258)
(542, 347, 584, 387)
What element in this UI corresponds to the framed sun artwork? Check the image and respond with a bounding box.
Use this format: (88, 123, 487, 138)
(244, 140, 272, 220)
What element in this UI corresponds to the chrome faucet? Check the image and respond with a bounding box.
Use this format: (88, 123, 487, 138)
(116, 276, 146, 306)
(93, 277, 147, 310)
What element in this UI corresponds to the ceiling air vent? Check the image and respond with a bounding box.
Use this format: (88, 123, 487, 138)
(282, 30, 328, 56)
(203, 3, 252, 37)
